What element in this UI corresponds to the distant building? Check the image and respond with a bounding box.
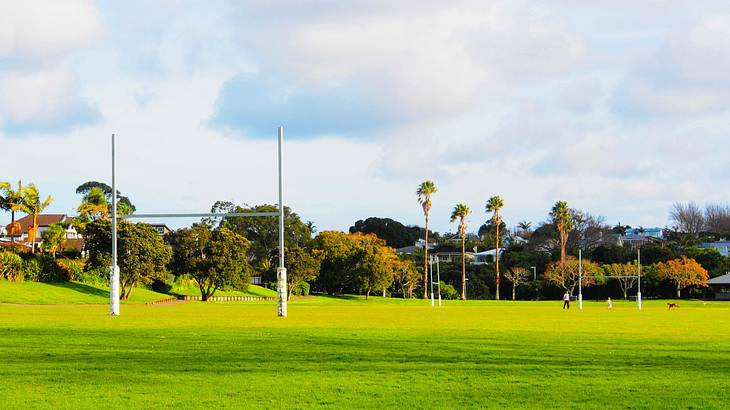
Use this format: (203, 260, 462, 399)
(625, 227, 664, 239)
(148, 224, 172, 236)
(699, 241, 730, 257)
(708, 273, 730, 300)
(472, 249, 503, 265)
(5, 214, 69, 242)
(620, 227, 665, 248)
(433, 252, 474, 263)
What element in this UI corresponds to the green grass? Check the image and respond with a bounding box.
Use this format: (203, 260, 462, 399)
(1, 296, 729, 408)
(0, 281, 170, 304)
(170, 283, 277, 298)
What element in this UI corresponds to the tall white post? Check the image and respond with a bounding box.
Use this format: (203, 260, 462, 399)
(578, 248, 583, 310)
(276, 127, 287, 317)
(436, 256, 442, 307)
(110, 134, 120, 316)
(430, 256, 435, 307)
(637, 248, 642, 311)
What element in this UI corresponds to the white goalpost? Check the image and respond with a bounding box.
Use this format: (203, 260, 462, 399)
(429, 254, 442, 307)
(577, 248, 643, 311)
(109, 128, 288, 317)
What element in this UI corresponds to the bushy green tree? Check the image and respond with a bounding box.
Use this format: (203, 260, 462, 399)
(0, 252, 24, 281)
(83, 220, 171, 299)
(169, 225, 251, 301)
(285, 247, 323, 300)
(40, 223, 67, 257)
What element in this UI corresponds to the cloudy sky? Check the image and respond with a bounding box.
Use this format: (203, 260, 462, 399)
(1, 0, 729, 234)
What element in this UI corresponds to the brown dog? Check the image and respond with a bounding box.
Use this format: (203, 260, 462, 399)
(667, 303, 679, 310)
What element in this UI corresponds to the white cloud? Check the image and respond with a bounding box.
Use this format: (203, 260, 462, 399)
(0, 0, 101, 59)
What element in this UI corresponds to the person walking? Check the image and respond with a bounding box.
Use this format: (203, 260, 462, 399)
(563, 291, 570, 309)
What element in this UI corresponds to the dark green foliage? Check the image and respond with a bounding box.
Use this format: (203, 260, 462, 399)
(0, 252, 24, 281)
(83, 219, 171, 299)
(75, 181, 136, 215)
(349, 217, 424, 249)
(285, 247, 323, 300)
(438, 281, 460, 300)
(290, 281, 310, 297)
(218, 204, 312, 271)
(684, 247, 730, 278)
(639, 243, 676, 265)
(168, 225, 251, 301)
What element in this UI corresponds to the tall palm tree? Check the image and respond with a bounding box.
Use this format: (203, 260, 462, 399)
(78, 187, 110, 221)
(20, 184, 53, 254)
(550, 200, 573, 264)
(486, 196, 504, 300)
(0, 180, 29, 243)
(450, 203, 471, 300)
(517, 220, 532, 238)
(417, 180, 437, 299)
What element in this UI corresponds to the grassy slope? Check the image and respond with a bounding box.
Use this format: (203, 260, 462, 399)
(170, 283, 277, 298)
(0, 281, 170, 304)
(0, 298, 729, 408)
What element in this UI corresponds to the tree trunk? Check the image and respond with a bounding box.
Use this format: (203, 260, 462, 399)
(495, 224, 500, 300)
(512, 283, 516, 301)
(423, 215, 429, 299)
(461, 236, 466, 300)
(677, 286, 681, 298)
(560, 227, 567, 264)
(10, 211, 14, 243)
(366, 289, 370, 300)
(623, 287, 628, 300)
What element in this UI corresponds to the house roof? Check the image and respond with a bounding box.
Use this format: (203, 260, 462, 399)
(9, 214, 67, 233)
(708, 273, 730, 285)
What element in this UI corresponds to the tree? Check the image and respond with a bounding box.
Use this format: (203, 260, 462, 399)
(670, 202, 704, 235)
(517, 220, 532, 239)
(84, 219, 171, 299)
(486, 196, 504, 300)
(0, 180, 29, 242)
(77, 187, 109, 222)
(349, 217, 421, 249)
(169, 225, 252, 301)
(40, 223, 67, 257)
(219, 204, 312, 271)
(550, 201, 573, 264)
(393, 258, 419, 298)
(450, 203, 471, 300)
(545, 257, 599, 295)
(655, 257, 709, 298)
(416, 180, 437, 299)
(503, 267, 530, 300)
(285, 247, 323, 300)
(602, 263, 638, 300)
(356, 244, 397, 300)
(20, 184, 53, 254)
(704, 203, 730, 234)
(76, 181, 136, 216)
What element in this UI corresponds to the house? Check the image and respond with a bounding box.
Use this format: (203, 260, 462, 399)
(433, 252, 474, 263)
(708, 273, 730, 300)
(148, 224, 172, 236)
(472, 249, 503, 265)
(6, 214, 68, 242)
(620, 227, 665, 248)
(699, 241, 730, 257)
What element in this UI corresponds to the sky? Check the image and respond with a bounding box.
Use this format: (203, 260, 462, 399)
(1, 0, 729, 235)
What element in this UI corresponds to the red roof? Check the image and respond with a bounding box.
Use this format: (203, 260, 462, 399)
(9, 214, 67, 234)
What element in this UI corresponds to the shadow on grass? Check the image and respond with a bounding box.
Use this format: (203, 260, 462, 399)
(46, 282, 109, 298)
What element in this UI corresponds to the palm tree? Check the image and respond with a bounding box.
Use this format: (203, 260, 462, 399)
(517, 220, 532, 238)
(20, 184, 54, 254)
(417, 180, 437, 299)
(78, 187, 110, 221)
(450, 203, 471, 300)
(0, 180, 29, 243)
(485, 196, 504, 300)
(550, 201, 573, 264)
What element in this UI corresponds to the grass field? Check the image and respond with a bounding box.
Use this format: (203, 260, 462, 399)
(1, 294, 729, 409)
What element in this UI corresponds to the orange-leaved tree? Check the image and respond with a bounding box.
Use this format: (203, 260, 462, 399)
(655, 257, 708, 298)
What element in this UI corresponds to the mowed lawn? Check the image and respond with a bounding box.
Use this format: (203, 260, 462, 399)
(1, 297, 729, 409)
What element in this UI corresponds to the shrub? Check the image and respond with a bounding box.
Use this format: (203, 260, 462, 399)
(0, 252, 24, 281)
(57, 259, 84, 281)
(291, 281, 310, 297)
(438, 281, 460, 300)
(76, 267, 108, 287)
(31, 256, 73, 282)
(23, 258, 42, 282)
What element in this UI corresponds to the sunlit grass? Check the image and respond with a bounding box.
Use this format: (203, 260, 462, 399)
(0, 294, 728, 408)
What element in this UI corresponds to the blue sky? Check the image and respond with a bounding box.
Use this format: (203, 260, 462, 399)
(2, 1, 730, 234)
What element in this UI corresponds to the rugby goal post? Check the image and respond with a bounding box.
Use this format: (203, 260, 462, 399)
(577, 248, 642, 311)
(109, 128, 288, 317)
